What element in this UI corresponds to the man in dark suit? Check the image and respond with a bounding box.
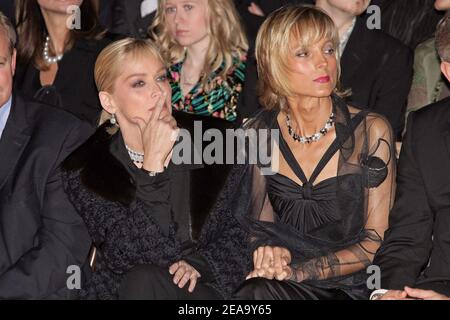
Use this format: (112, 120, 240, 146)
(316, 0, 413, 140)
(99, 0, 115, 30)
(111, 0, 157, 39)
(236, 0, 314, 48)
(372, 13, 450, 300)
(0, 13, 92, 299)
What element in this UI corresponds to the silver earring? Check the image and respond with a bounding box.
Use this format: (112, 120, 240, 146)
(110, 113, 117, 125)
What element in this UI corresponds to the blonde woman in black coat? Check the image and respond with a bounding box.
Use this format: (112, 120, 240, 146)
(62, 38, 221, 300)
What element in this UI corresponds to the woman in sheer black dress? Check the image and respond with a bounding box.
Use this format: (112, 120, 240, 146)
(192, 5, 397, 300)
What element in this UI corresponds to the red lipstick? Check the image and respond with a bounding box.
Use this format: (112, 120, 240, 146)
(314, 76, 330, 83)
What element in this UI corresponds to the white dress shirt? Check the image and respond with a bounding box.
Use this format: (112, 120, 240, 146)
(0, 96, 12, 140)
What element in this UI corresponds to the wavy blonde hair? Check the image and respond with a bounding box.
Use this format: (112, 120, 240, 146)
(150, 0, 248, 92)
(256, 5, 349, 110)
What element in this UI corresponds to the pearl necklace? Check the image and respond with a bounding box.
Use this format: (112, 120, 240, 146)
(286, 112, 335, 144)
(125, 145, 144, 164)
(43, 36, 63, 65)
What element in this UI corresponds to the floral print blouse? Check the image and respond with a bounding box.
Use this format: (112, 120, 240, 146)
(169, 55, 246, 122)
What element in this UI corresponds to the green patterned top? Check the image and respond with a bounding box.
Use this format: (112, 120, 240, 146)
(169, 55, 246, 122)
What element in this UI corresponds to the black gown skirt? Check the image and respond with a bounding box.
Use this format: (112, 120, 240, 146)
(234, 278, 354, 300)
(226, 98, 394, 300)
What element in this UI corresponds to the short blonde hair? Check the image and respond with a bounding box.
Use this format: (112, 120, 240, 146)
(256, 5, 345, 110)
(150, 0, 248, 92)
(436, 12, 450, 62)
(94, 38, 165, 125)
(0, 11, 16, 55)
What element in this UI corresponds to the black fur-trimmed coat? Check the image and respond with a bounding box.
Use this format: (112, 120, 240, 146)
(61, 114, 252, 300)
(61, 124, 183, 299)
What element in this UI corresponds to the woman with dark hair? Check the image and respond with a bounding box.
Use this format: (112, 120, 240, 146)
(14, 0, 113, 126)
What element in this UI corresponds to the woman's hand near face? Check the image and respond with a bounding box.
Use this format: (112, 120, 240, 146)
(134, 92, 179, 172)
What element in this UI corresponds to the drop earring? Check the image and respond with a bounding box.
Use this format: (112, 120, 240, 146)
(110, 113, 117, 125)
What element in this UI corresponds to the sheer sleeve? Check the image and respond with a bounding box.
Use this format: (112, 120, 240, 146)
(241, 149, 298, 252)
(288, 114, 397, 282)
(194, 112, 280, 298)
(195, 164, 254, 299)
(373, 111, 434, 290)
(196, 106, 397, 295)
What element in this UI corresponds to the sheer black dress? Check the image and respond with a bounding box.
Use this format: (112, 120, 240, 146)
(195, 94, 396, 300)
